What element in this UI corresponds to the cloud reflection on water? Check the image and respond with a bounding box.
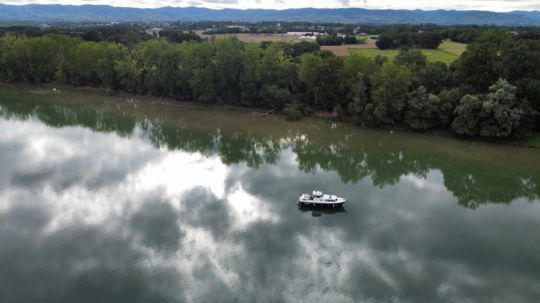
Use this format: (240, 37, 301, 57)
(0, 113, 540, 302)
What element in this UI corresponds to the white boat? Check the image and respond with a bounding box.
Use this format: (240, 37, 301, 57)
(298, 190, 346, 207)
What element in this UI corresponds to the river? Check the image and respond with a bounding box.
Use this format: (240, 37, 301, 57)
(1, 84, 539, 302)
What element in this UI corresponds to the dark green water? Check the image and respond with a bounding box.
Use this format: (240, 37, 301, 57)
(1, 85, 540, 303)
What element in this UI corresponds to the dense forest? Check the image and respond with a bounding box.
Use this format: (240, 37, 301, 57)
(0, 27, 539, 139)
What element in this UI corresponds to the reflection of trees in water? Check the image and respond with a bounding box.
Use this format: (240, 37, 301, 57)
(294, 134, 539, 208)
(1, 98, 539, 209)
(441, 164, 539, 209)
(139, 120, 282, 168)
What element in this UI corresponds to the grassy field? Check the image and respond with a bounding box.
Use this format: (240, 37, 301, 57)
(347, 39, 467, 64)
(439, 40, 468, 55)
(194, 31, 299, 43)
(525, 134, 540, 148)
(349, 48, 459, 64)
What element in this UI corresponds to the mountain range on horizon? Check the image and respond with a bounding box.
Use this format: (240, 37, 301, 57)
(0, 4, 539, 26)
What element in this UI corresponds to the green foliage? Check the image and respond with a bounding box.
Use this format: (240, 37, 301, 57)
(214, 38, 244, 103)
(416, 62, 452, 93)
(371, 61, 412, 124)
(405, 86, 443, 130)
(479, 79, 530, 137)
(298, 53, 323, 105)
(394, 49, 427, 71)
(333, 104, 345, 117)
(260, 84, 291, 108)
(26, 36, 60, 82)
(415, 32, 443, 49)
(191, 66, 216, 103)
(349, 48, 459, 65)
(96, 43, 130, 89)
(452, 94, 484, 136)
(283, 102, 303, 121)
(316, 34, 344, 46)
(0, 35, 30, 82)
(452, 79, 532, 137)
(438, 88, 462, 125)
(344, 35, 358, 44)
(69, 41, 108, 85)
(453, 29, 513, 91)
(376, 31, 442, 50)
(298, 53, 344, 111)
(238, 44, 260, 105)
(0, 31, 538, 139)
(280, 41, 320, 57)
(341, 54, 374, 124)
(375, 35, 393, 50)
(159, 30, 202, 43)
(114, 58, 140, 92)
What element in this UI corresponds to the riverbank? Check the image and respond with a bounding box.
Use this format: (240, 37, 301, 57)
(4, 82, 539, 149)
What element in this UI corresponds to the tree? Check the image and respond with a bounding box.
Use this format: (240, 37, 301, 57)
(452, 94, 483, 136)
(114, 57, 140, 92)
(394, 49, 427, 72)
(69, 41, 107, 85)
(160, 30, 202, 43)
(0, 35, 30, 82)
(96, 43, 130, 90)
(478, 79, 530, 137)
(158, 43, 194, 99)
(347, 77, 369, 123)
(344, 35, 358, 44)
(298, 53, 324, 107)
(438, 88, 462, 125)
(341, 54, 376, 123)
(139, 39, 165, 94)
(452, 79, 532, 138)
(214, 38, 244, 103)
(26, 36, 60, 82)
(370, 62, 412, 124)
(239, 43, 261, 105)
(501, 39, 540, 124)
(259, 84, 291, 108)
(405, 86, 443, 130)
(81, 29, 101, 42)
(453, 29, 513, 91)
(375, 35, 393, 50)
(281, 41, 319, 57)
(191, 66, 216, 103)
(257, 44, 284, 86)
(317, 34, 344, 46)
(415, 32, 443, 49)
(417, 62, 453, 94)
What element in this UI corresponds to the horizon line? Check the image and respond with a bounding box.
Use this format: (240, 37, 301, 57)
(1, 3, 539, 13)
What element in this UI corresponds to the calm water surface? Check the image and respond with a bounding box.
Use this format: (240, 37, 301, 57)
(1, 85, 540, 303)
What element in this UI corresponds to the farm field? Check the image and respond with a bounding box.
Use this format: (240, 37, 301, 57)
(439, 40, 468, 55)
(194, 31, 301, 42)
(321, 43, 374, 56)
(320, 36, 377, 56)
(349, 48, 460, 64)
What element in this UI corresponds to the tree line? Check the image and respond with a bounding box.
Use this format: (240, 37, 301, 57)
(376, 30, 444, 49)
(0, 29, 538, 138)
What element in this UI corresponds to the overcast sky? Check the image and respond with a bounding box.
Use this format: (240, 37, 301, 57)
(3, 0, 540, 12)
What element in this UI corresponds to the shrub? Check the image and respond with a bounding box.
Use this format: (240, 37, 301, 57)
(283, 103, 303, 121)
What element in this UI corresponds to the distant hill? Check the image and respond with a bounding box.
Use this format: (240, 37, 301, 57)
(0, 4, 540, 26)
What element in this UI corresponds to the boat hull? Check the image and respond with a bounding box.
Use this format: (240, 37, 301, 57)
(297, 201, 345, 208)
(297, 198, 346, 208)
